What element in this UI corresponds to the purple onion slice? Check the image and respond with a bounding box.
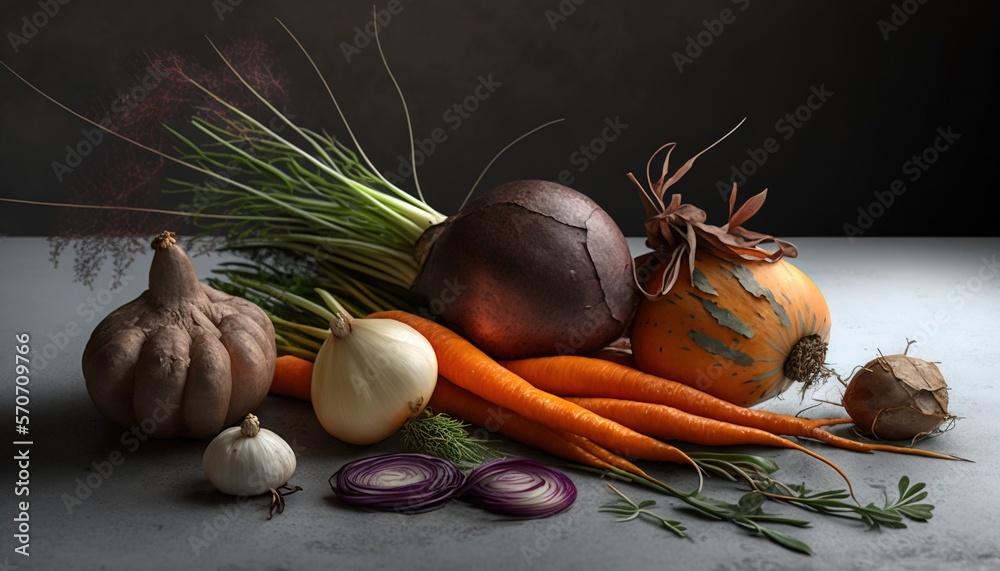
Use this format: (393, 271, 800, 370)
(458, 458, 577, 519)
(330, 453, 465, 513)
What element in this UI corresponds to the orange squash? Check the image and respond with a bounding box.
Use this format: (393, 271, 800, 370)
(624, 126, 831, 406)
(630, 251, 831, 407)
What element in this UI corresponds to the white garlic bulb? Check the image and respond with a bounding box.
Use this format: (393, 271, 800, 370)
(203, 413, 296, 496)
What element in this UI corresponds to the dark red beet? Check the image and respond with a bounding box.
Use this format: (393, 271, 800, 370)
(412, 180, 638, 359)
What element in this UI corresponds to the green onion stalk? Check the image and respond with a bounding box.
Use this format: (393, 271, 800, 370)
(169, 102, 448, 356)
(2, 17, 555, 358)
(162, 23, 558, 359)
(139, 23, 451, 357)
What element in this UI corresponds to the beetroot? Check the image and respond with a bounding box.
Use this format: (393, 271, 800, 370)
(411, 180, 639, 359)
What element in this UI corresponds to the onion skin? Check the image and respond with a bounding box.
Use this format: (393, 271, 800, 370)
(310, 315, 438, 446)
(843, 354, 952, 441)
(412, 180, 639, 360)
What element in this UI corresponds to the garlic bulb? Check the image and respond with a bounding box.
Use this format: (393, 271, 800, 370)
(203, 413, 297, 496)
(311, 310, 438, 445)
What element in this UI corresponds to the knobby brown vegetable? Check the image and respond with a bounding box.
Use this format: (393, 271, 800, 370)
(82, 231, 276, 438)
(843, 350, 955, 441)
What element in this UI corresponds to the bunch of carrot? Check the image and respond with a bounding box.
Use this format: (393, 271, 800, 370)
(270, 311, 963, 489)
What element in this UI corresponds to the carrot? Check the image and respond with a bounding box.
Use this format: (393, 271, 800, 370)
(503, 356, 847, 432)
(269, 355, 314, 402)
(430, 377, 649, 479)
(565, 396, 853, 493)
(503, 355, 966, 461)
(560, 432, 650, 478)
(370, 311, 702, 477)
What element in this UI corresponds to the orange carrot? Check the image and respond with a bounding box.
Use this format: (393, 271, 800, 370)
(565, 396, 853, 492)
(430, 377, 650, 478)
(503, 356, 966, 461)
(269, 355, 314, 402)
(560, 432, 649, 478)
(370, 311, 701, 474)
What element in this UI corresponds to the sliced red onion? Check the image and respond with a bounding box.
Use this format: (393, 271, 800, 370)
(458, 458, 577, 519)
(330, 453, 465, 513)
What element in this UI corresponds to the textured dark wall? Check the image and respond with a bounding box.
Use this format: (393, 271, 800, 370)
(0, 0, 994, 238)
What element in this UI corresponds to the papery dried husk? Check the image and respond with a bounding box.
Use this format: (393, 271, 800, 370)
(628, 120, 797, 299)
(843, 354, 954, 441)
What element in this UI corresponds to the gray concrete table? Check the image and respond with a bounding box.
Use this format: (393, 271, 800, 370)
(1, 236, 998, 571)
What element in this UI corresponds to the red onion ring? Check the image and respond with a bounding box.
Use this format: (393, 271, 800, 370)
(458, 458, 577, 518)
(330, 453, 465, 513)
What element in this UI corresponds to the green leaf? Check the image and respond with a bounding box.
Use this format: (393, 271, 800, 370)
(599, 485, 687, 538)
(759, 527, 813, 555)
(598, 505, 634, 515)
(615, 513, 642, 523)
(747, 515, 812, 527)
(901, 481, 925, 501)
(663, 522, 687, 537)
(738, 492, 766, 514)
(898, 504, 934, 521)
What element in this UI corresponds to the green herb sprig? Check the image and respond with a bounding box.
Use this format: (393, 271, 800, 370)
(400, 409, 500, 468)
(578, 451, 936, 556)
(690, 452, 935, 529)
(599, 484, 688, 538)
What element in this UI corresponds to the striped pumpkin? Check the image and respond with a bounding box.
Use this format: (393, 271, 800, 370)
(630, 251, 831, 407)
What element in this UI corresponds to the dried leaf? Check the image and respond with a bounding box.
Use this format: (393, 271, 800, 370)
(629, 122, 798, 299)
(881, 355, 950, 417)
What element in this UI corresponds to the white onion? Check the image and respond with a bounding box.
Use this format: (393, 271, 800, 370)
(311, 310, 438, 445)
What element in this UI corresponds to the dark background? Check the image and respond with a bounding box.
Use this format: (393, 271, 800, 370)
(0, 0, 995, 239)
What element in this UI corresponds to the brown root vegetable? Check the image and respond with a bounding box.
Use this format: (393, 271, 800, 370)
(842, 352, 954, 441)
(411, 180, 639, 359)
(82, 231, 276, 439)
